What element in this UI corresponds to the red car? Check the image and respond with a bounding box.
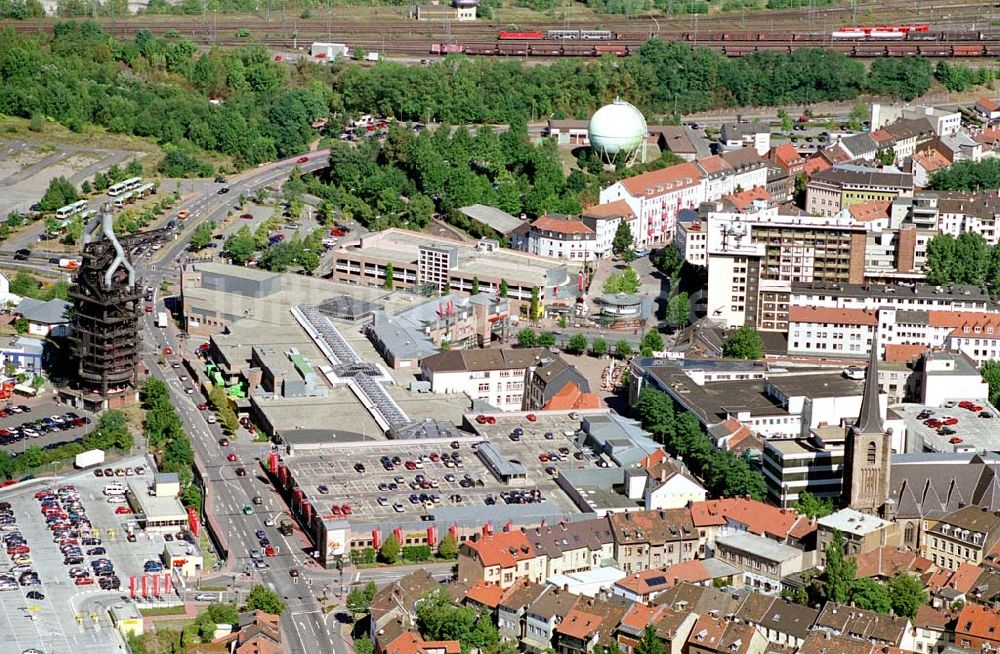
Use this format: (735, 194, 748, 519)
(341, 504, 352, 515)
(487, 416, 496, 425)
(959, 401, 974, 409)
(297, 156, 309, 164)
(526, 414, 537, 422)
(240, 213, 253, 220)
(34, 490, 53, 499)
(950, 436, 964, 444)
(197, 403, 208, 410)
(475, 415, 487, 424)
(264, 545, 277, 557)
(539, 453, 549, 462)
(274, 55, 282, 61)
(75, 576, 94, 586)
(7, 546, 29, 555)
(331, 505, 342, 516)
(145, 305, 153, 313)
(924, 419, 942, 428)
(114, 506, 133, 515)
(973, 405, 984, 412)
(330, 228, 346, 237)
(942, 418, 959, 426)
(227, 453, 238, 462)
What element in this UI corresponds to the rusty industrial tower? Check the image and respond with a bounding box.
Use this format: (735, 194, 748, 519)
(68, 204, 163, 405)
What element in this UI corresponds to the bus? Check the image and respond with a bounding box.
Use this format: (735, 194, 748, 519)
(134, 182, 156, 198)
(113, 191, 134, 208)
(55, 200, 88, 220)
(78, 209, 97, 222)
(107, 177, 142, 197)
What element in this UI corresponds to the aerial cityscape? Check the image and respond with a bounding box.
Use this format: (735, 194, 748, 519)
(3, 2, 1000, 654)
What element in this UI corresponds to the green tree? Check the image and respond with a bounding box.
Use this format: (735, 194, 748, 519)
(667, 292, 690, 328)
(516, 328, 537, 348)
(640, 330, 664, 357)
(13, 318, 28, 335)
(29, 112, 45, 132)
(888, 573, 928, 619)
(437, 533, 459, 559)
(615, 340, 633, 359)
(821, 529, 857, 604)
(612, 220, 633, 257)
(416, 588, 476, 643)
(189, 221, 215, 251)
(590, 336, 608, 357)
(19, 445, 42, 470)
(126, 159, 144, 177)
(470, 276, 479, 295)
(499, 279, 508, 298)
(346, 580, 378, 614)
(635, 625, 664, 654)
(875, 148, 895, 166)
(982, 360, 1000, 407)
(566, 333, 588, 354)
(38, 176, 79, 212)
(849, 577, 892, 613)
(93, 172, 109, 192)
(723, 326, 764, 360)
(223, 226, 257, 265)
(384, 262, 394, 290)
(794, 491, 834, 519)
(245, 584, 286, 615)
(355, 635, 375, 654)
(80, 179, 92, 195)
(379, 534, 400, 563)
(538, 331, 556, 349)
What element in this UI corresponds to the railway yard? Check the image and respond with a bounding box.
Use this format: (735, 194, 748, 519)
(4, 0, 1000, 59)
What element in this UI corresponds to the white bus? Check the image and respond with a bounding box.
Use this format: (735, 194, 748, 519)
(107, 177, 142, 197)
(113, 191, 134, 208)
(134, 182, 156, 198)
(55, 200, 88, 220)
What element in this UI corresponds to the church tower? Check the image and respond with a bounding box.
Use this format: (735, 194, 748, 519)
(842, 333, 891, 515)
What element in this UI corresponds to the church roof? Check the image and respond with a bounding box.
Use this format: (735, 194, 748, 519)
(854, 331, 883, 435)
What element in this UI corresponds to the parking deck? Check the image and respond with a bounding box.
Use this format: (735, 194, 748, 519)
(894, 401, 1000, 453)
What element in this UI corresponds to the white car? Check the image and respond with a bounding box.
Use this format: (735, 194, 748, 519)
(264, 518, 275, 527)
(106, 496, 127, 504)
(194, 593, 217, 602)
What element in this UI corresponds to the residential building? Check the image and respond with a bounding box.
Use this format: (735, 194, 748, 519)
(913, 605, 957, 654)
(612, 559, 743, 603)
(816, 509, 900, 562)
(615, 603, 697, 654)
(496, 580, 548, 643)
(720, 122, 770, 156)
(686, 614, 768, 654)
(580, 202, 631, 255)
(714, 533, 812, 594)
(870, 103, 960, 138)
(853, 546, 935, 581)
(511, 214, 603, 261)
(806, 165, 914, 217)
(381, 629, 462, 654)
(545, 119, 590, 145)
(762, 430, 847, 507)
(732, 593, 819, 651)
(370, 570, 442, 642)
(522, 356, 599, 412)
(522, 587, 581, 653)
(608, 509, 698, 574)
(419, 348, 547, 411)
(213, 610, 282, 654)
(976, 98, 1000, 123)
(522, 518, 615, 577)
(555, 597, 628, 654)
(458, 530, 546, 588)
(14, 297, 71, 337)
(955, 603, 1000, 652)
(924, 506, 1000, 571)
(688, 497, 818, 556)
(814, 602, 915, 649)
(767, 143, 806, 202)
(598, 162, 705, 248)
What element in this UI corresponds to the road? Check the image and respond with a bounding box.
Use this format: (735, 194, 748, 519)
(128, 151, 351, 654)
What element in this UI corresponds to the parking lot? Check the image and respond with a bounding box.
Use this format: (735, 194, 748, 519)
(0, 400, 94, 453)
(894, 400, 1000, 453)
(281, 413, 604, 527)
(0, 455, 179, 654)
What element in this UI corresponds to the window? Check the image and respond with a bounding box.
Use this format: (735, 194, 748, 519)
(867, 441, 877, 465)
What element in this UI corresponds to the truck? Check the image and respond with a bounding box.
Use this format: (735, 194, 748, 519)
(58, 258, 80, 270)
(157, 311, 169, 329)
(75, 449, 105, 469)
(365, 52, 380, 62)
(310, 42, 349, 60)
(278, 518, 293, 536)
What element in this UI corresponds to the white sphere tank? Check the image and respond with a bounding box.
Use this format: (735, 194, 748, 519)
(588, 99, 647, 159)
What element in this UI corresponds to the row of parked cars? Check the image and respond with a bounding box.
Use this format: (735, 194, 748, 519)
(35, 485, 120, 590)
(0, 411, 90, 445)
(0, 500, 41, 593)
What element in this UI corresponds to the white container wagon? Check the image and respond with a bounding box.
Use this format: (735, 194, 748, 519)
(310, 42, 349, 61)
(75, 449, 105, 469)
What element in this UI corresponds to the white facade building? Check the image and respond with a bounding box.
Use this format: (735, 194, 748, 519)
(419, 348, 548, 411)
(598, 162, 705, 248)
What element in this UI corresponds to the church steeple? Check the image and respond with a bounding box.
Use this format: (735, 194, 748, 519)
(854, 331, 883, 436)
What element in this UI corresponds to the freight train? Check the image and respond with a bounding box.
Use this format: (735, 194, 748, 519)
(432, 40, 1000, 58)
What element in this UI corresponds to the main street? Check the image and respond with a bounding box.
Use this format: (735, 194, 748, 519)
(129, 151, 351, 654)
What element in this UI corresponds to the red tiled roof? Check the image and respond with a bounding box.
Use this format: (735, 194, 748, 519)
(771, 143, 804, 170)
(946, 562, 983, 594)
(689, 498, 815, 541)
(619, 603, 665, 630)
(531, 216, 594, 235)
(975, 128, 1000, 146)
(697, 155, 734, 175)
(556, 609, 607, 639)
(584, 199, 636, 220)
(788, 306, 879, 327)
(686, 614, 727, 650)
(949, 318, 1000, 340)
(912, 148, 952, 175)
(619, 162, 703, 198)
(956, 603, 1000, 643)
(803, 154, 832, 176)
(848, 200, 890, 223)
(928, 311, 1000, 332)
(543, 381, 601, 411)
(914, 605, 956, 631)
(725, 187, 771, 212)
(384, 631, 461, 654)
(464, 531, 537, 568)
(615, 561, 712, 595)
(884, 344, 927, 363)
(871, 129, 894, 145)
(853, 547, 935, 579)
(463, 580, 509, 608)
(978, 97, 1000, 112)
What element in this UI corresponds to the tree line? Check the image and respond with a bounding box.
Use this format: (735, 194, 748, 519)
(924, 232, 1000, 292)
(928, 159, 1000, 193)
(141, 378, 200, 508)
(633, 386, 766, 499)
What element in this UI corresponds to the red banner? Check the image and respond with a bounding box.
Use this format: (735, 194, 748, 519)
(427, 526, 437, 547)
(372, 529, 381, 549)
(188, 508, 199, 538)
(129, 576, 136, 598)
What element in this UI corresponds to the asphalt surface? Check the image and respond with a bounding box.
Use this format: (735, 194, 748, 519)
(132, 151, 351, 654)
